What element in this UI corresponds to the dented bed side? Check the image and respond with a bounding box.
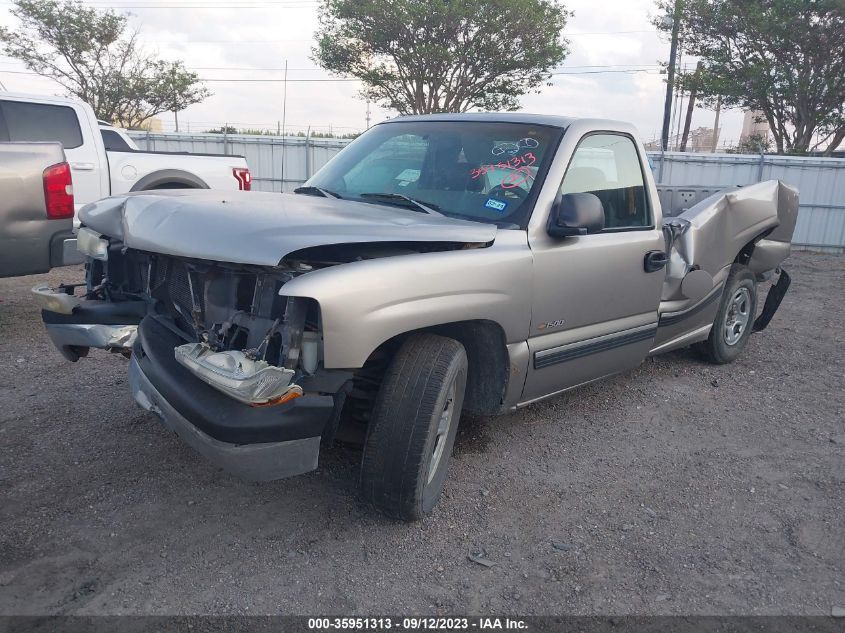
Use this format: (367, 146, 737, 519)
(652, 180, 799, 353)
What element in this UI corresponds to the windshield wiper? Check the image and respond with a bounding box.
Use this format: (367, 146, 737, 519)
(293, 186, 342, 199)
(358, 192, 442, 215)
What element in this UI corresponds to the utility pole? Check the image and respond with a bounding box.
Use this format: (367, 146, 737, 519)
(680, 61, 702, 152)
(671, 45, 685, 150)
(365, 99, 371, 129)
(660, 0, 682, 151)
(710, 96, 721, 152)
(281, 59, 288, 139)
(671, 79, 682, 150)
(281, 59, 288, 191)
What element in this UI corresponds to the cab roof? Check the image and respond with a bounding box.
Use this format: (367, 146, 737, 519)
(381, 112, 579, 129)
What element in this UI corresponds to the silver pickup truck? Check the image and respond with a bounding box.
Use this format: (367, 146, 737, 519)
(1, 142, 76, 278)
(35, 114, 797, 520)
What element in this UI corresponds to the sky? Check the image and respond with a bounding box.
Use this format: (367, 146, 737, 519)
(0, 0, 746, 144)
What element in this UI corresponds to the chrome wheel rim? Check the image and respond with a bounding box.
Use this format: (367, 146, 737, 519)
(724, 287, 752, 346)
(427, 381, 456, 484)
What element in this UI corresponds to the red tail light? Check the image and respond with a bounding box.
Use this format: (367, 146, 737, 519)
(43, 162, 74, 219)
(233, 167, 252, 191)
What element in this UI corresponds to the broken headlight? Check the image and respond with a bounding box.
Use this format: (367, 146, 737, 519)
(76, 227, 109, 260)
(174, 343, 301, 406)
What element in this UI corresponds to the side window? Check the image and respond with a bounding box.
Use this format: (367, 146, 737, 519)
(0, 100, 83, 149)
(560, 134, 650, 230)
(101, 129, 133, 151)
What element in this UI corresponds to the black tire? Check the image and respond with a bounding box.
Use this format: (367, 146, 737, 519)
(695, 264, 758, 364)
(360, 333, 468, 521)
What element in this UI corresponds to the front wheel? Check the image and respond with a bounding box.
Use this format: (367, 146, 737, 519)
(360, 333, 467, 521)
(695, 264, 758, 364)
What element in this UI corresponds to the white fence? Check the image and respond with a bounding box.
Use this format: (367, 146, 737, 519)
(650, 151, 845, 252)
(129, 132, 845, 252)
(128, 131, 349, 193)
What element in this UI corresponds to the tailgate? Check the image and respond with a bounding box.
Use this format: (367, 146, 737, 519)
(0, 142, 74, 278)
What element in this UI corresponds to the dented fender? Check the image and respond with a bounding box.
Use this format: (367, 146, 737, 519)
(279, 230, 534, 369)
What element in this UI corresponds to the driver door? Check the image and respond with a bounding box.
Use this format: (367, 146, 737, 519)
(521, 132, 665, 403)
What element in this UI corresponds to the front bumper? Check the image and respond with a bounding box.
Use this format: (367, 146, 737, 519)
(130, 316, 334, 481)
(45, 322, 137, 361)
(58, 237, 86, 267)
(129, 356, 321, 481)
(37, 296, 147, 361)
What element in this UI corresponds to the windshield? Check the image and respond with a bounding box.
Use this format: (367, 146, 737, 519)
(304, 121, 563, 227)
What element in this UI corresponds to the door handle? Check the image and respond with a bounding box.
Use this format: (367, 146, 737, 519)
(71, 162, 95, 171)
(644, 250, 669, 273)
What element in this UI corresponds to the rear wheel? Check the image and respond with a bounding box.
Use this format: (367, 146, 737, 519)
(695, 264, 758, 364)
(359, 333, 467, 521)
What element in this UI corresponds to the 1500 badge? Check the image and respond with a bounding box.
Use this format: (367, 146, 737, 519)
(537, 319, 566, 330)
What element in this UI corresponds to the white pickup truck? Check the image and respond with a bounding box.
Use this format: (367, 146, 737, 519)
(0, 92, 251, 276)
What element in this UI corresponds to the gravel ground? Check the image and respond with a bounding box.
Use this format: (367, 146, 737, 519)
(0, 252, 843, 616)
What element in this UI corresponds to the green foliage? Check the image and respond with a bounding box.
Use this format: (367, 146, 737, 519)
(313, 0, 570, 114)
(727, 132, 774, 155)
(0, 0, 209, 127)
(654, 0, 845, 154)
(203, 126, 359, 138)
(204, 126, 240, 135)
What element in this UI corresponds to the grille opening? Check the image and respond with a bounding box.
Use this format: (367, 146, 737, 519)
(237, 275, 257, 312)
(264, 332, 283, 366)
(152, 258, 168, 291)
(230, 327, 249, 350)
(167, 263, 193, 314)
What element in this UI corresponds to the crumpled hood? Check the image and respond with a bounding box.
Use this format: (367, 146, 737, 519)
(79, 189, 497, 266)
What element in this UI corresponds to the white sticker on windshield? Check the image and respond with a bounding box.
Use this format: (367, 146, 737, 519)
(485, 198, 508, 212)
(395, 169, 421, 182)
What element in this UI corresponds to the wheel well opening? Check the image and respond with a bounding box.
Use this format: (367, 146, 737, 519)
(735, 227, 775, 265)
(336, 320, 510, 441)
(149, 181, 198, 190)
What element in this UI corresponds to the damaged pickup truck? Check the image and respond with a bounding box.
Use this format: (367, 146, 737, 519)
(35, 114, 798, 520)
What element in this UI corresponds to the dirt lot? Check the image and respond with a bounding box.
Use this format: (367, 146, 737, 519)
(0, 252, 843, 616)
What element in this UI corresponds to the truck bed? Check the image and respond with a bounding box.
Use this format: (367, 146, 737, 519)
(0, 142, 75, 278)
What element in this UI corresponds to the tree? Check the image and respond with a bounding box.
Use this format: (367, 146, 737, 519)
(654, 0, 845, 155)
(728, 132, 774, 155)
(313, 0, 570, 114)
(0, 0, 209, 128)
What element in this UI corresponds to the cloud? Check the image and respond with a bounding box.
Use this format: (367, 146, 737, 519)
(0, 0, 743, 141)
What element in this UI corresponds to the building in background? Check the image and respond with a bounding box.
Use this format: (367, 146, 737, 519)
(739, 111, 770, 145)
(687, 126, 719, 152)
(117, 116, 163, 132)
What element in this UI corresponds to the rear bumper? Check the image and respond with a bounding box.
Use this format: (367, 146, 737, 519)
(753, 267, 791, 332)
(56, 237, 85, 267)
(130, 316, 333, 480)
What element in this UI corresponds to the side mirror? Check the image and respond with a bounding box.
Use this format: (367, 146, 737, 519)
(547, 192, 605, 237)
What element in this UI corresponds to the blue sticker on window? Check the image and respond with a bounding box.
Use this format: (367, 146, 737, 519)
(485, 198, 508, 213)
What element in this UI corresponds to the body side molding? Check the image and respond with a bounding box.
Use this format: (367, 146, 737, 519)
(534, 323, 658, 370)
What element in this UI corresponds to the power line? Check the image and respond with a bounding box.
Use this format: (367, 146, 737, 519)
(0, 1, 319, 7)
(0, 68, 666, 82)
(149, 63, 665, 72)
(567, 30, 658, 35)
